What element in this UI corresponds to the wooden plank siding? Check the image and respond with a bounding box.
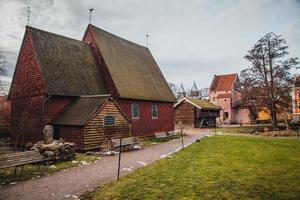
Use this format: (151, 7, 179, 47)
(174, 102, 195, 128)
(83, 101, 130, 151)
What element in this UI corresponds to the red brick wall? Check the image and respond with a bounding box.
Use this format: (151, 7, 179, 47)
(59, 125, 84, 150)
(9, 29, 48, 145)
(9, 30, 46, 100)
(117, 99, 174, 137)
(11, 95, 45, 144)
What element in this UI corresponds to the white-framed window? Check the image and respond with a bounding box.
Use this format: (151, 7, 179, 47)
(132, 103, 139, 119)
(152, 104, 158, 119)
(104, 115, 115, 126)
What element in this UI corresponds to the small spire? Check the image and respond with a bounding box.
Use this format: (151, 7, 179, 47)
(178, 83, 186, 93)
(27, 6, 31, 26)
(146, 34, 149, 48)
(89, 8, 94, 24)
(191, 81, 198, 91)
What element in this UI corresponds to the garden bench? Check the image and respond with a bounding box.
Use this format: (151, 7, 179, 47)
(168, 131, 180, 136)
(111, 137, 140, 151)
(155, 132, 169, 139)
(0, 150, 50, 174)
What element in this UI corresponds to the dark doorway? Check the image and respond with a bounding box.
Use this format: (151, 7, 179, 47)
(53, 125, 60, 140)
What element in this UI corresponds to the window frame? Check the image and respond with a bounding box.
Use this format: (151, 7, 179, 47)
(152, 104, 158, 119)
(131, 103, 140, 119)
(103, 115, 116, 126)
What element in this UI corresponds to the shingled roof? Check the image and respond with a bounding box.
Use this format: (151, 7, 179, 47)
(29, 26, 107, 96)
(210, 73, 237, 92)
(87, 25, 176, 103)
(52, 96, 110, 125)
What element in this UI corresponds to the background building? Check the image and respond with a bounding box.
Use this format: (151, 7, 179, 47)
(209, 73, 254, 124)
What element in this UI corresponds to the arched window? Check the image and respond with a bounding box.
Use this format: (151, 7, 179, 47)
(223, 112, 229, 120)
(104, 115, 115, 126)
(152, 104, 158, 119)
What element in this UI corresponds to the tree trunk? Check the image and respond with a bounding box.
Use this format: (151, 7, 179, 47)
(270, 102, 277, 128)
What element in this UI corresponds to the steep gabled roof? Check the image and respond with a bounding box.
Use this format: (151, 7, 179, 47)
(52, 95, 110, 125)
(175, 97, 221, 110)
(86, 25, 176, 103)
(29, 26, 107, 96)
(210, 73, 237, 92)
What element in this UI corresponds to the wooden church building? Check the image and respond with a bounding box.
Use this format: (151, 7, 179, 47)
(8, 25, 176, 150)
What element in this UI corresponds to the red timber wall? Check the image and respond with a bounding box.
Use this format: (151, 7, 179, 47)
(59, 126, 84, 150)
(174, 102, 195, 129)
(117, 99, 174, 137)
(9, 30, 47, 144)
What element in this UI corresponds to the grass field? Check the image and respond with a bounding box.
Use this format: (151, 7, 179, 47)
(82, 136, 300, 200)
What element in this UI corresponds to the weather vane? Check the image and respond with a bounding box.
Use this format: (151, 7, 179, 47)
(146, 34, 149, 48)
(89, 8, 94, 24)
(27, 6, 31, 26)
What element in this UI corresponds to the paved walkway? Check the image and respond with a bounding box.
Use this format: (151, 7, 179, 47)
(0, 129, 209, 200)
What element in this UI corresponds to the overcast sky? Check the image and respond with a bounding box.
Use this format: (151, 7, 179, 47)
(0, 0, 299, 90)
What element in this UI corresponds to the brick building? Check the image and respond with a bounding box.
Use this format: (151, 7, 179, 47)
(8, 25, 176, 150)
(209, 73, 254, 124)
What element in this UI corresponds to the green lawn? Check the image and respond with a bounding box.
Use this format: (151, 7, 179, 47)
(82, 136, 300, 200)
(216, 125, 272, 134)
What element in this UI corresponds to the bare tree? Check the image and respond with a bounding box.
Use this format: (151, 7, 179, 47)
(244, 32, 298, 128)
(0, 52, 8, 94)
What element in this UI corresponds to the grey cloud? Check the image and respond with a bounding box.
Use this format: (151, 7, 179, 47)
(0, 0, 299, 89)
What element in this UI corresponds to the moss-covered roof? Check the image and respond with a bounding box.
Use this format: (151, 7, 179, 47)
(89, 25, 176, 103)
(189, 99, 221, 110)
(29, 26, 107, 96)
(52, 96, 109, 125)
(175, 98, 221, 110)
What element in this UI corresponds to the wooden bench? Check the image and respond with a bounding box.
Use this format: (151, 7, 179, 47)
(0, 151, 50, 174)
(155, 132, 168, 139)
(111, 137, 140, 151)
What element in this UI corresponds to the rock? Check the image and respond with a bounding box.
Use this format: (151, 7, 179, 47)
(25, 142, 34, 150)
(41, 143, 59, 152)
(43, 125, 54, 144)
(43, 151, 55, 158)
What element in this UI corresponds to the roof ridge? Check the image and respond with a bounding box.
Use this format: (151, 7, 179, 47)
(80, 94, 111, 98)
(26, 26, 90, 46)
(89, 24, 148, 49)
(216, 73, 238, 77)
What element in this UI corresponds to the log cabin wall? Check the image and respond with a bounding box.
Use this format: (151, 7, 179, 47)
(174, 102, 195, 128)
(83, 101, 130, 151)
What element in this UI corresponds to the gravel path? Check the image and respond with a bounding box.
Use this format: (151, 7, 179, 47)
(0, 129, 209, 200)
